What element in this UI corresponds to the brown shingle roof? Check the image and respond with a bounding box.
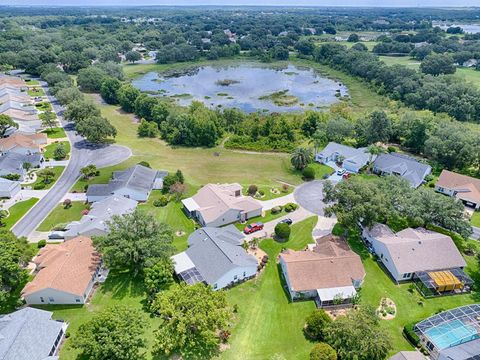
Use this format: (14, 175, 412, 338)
(0, 133, 46, 153)
(22, 236, 101, 297)
(280, 235, 366, 292)
(437, 170, 480, 204)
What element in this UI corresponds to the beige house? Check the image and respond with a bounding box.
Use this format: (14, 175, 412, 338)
(0, 132, 47, 155)
(435, 170, 480, 210)
(182, 183, 262, 227)
(22, 236, 106, 305)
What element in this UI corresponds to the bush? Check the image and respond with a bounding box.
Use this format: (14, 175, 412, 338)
(305, 309, 332, 341)
(282, 184, 289, 192)
(248, 184, 258, 196)
(37, 239, 47, 248)
(153, 196, 169, 207)
(403, 322, 420, 346)
(138, 161, 151, 168)
(387, 146, 397, 153)
(310, 343, 337, 360)
(271, 206, 283, 214)
(302, 166, 315, 180)
(259, 189, 265, 196)
(275, 222, 291, 241)
(63, 199, 72, 209)
(34, 182, 46, 190)
(284, 203, 298, 213)
(53, 143, 67, 160)
(52, 223, 67, 231)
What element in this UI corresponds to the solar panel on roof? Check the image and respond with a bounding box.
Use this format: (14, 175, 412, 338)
(178, 267, 205, 285)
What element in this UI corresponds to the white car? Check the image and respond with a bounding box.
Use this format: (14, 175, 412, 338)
(336, 168, 346, 176)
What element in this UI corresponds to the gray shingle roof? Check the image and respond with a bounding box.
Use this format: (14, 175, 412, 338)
(0, 307, 65, 360)
(389, 351, 426, 360)
(0, 153, 43, 176)
(373, 153, 431, 188)
(317, 142, 370, 167)
(438, 338, 480, 359)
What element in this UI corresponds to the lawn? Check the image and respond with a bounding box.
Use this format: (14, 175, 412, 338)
(221, 216, 318, 360)
(27, 87, 45, 97)
(35, 102, 52, 112)
(37, 201, 89, 232)
(43, 141, 71, 160)
(2, 198, 39, 229)
(471, 212, 480, 228)
(234, 208, 291, 232)
(24, 79, 39, 85)
(70, 163, 127, 192)
(31, 166, 65, 190)
(242, 184, 293, 201)
(42, 127, 67, 139)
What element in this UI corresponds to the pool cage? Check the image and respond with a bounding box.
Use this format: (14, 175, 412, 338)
(414, 304, 480, 359)
(412, 268, 474, 297)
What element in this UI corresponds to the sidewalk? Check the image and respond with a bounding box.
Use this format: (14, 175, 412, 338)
(0, 190, 49, 210)
(258, 192, 296, 211)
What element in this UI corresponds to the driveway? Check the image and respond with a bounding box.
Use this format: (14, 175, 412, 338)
(11, 81, 131, 239)
(472, 226, 480, 240)
(293, 181, 328, 216)
(259, 192, 295, 211)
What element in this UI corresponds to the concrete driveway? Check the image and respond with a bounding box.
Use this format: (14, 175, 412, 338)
(293, 181, 328, 216)
(11, 81, 131, 240)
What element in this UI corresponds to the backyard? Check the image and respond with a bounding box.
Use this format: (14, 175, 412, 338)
(37, 201, 89, 232)
(42, 127, 67, 139)
(2, 198, 39, 230)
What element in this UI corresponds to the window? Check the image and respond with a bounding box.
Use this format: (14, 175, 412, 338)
(234, 275, 238, 280)
(213, 284, 217, 289)
(75, 298, 81, 303)
(40, 297, 44, 303)
(48, 297, 55, 302)
(243, 272, 246, 277)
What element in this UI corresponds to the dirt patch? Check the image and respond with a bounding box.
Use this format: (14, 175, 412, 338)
(325, 307, 351, 320)
(376, 297, 396, 320)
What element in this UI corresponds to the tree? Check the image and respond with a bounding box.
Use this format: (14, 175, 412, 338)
(305, 309, 332, 341)
(22, 162, 32, 173)
(310, 343, 337, 360)
(366, 111, 392, 144)
(0, 114, 17, 137)
(100, 77, 122, 105)
(302, 166, 315, 180)
(76, 116, 117, 144)
(144, 259, 174, 298)
(151, 283, 233, 359)
(80, 164, 97, 179)
(274, 222, 291, 241)
(325, 307, 391, 360)
(118, 84, 141, 113)
(137, 120, 158, 137)
(63, 198, 72, 209)
(295, 38, 315, 56)
(347, 33, 359, 42)
(38, 168, 56, 184)
(420, 53, 456, 76)
(169, 182, 187, 201)
(40, 110, 57, 129)
(175, 169, 185, 184)
(0, 210, 7, 227)
(126, 50, 142, 63)
(64, 99, 101, 123)
(55, 86, 83, 106)
(94, 210, 174, 275)
(53, 143, 67, 160)
(74, 305, 146, 360)
(291, 147, 313, 170)
(77, 66, 108, 92)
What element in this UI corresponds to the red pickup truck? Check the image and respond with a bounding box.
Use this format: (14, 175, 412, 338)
(244, 222, 264, 234)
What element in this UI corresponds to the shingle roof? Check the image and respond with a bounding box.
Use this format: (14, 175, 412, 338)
(389, 351, 426, 360)
(366, 224, 466, 274)
(173, 225, 257, 285)
(0, 177, 20, 192)
(438, 338, 480, 360)
(374, 153, 431, 188)
(0, 133, 46, 153)
(0, 307, 64, 360)
(318, 142, 370, 167)
(22, 236, 101, 297)
(0, 152, 43, 175)
(437, 170, 480, 205)
(280, 235, 365, 292)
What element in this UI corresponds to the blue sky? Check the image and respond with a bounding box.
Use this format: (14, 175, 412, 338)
(2, 0, 479, 7)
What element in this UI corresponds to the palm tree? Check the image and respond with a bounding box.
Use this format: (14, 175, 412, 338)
(291, 147, 313, 171)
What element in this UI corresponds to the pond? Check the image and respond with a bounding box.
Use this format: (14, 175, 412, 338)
(433, 22, 480, 34)
(131, 63, 348, 113)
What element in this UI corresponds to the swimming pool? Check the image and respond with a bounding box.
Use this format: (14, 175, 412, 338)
(425, 319, 479, 350)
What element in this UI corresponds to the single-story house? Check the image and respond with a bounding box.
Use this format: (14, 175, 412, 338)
(0, 177, 21, 198)
(0, 307, 68, 360)
(61, 195, 138, 240)
(172, 225, 257, 290)
(0, 91, 31, 105)
(373, 153, 432, 188)
(363, 224, 471, 295)
(86, 165, 167, 202)
(182, 183, 262, 227)
(22, 236, 105, 305)
(389, 351, 426, 360)
(315, 142, 371, 173)
(435, 170, 480, 210)
(0, 75, 26, 89)
(0, 152, 44, 180)
(0, 132, 47, 155)
(280, 234, 366, 307)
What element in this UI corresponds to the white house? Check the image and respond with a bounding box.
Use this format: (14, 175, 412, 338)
(315, 142, 371, 173)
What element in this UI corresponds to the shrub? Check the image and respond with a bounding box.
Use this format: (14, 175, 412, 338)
(34, 182, 46, 190)
(259, 189, 265, 196)
(387, 146, 397, 153)
(81, 209, 90, 216)
(403, 322, 420, 346)
(271, 206, 282, 214)
(37, 239, 47, 248)
(52, 223, 67, 231)
(275, 222, 291, 241)
(53, 143, 67, 160)
(310, 343, 337, 360)
(138, 161, 151, 168)
(63, 199, 72, 209)
(302, 165, 315, 180)
(248, 184, 258, 196)
(305, 309, 332, 341)
(153, 196, 169, 207)
(282, 184, 289, 192)
(284, 203, 298, 212)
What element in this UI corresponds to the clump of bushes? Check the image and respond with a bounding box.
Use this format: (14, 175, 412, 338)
(310, 343, 337, 360)
(284, 203, 298, 212)
(403, 321, 420, 346)
(248, 184, 258, 196)
(153, 196, 169, 207)
(37, 239, 47, 248)
(387, 146, 396, 153)
(304, 309, 332, 341)
(302, 165, 315, 180)
(275, 222, 291, 242)
(282, 184, 289, 192)
(271, 206, 283, 214)
(34, 182, 46, 190)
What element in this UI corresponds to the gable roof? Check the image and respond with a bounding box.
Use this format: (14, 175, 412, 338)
(184, 183, 261, 224)
(318, 142, 370, 167)
(0, 307, 64, 360)
(0, 177, 20, 192)
(22, 236, 101, 298)
(280, 235, 365, 292)
(374, 153, 431, 188)
(389, 351, 426, 360)
(173, 225, 257, 285)
(366, 224, 466, 274)
(437, 170, 480, 205)
(0, 133, 46, 153)
(0, 152, 43, 175)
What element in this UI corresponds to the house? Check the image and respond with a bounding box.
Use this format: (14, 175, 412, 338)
(463, 59, 478, 68)
(0, 132, 47, 155)
(0, 152, 44, 180)
(172, 225, 257, 290)
(22, 236, 106, 305)
(389, 351, 426, 360)
(0, 177, 21, 198)
(86, 165, 167, 202)
(182, 183, 262, 227)
(435, 170, 480, 210)
(280, 234, 366, 307)
(373, 153, 432, 188)
(315, 142, 371, 173)
(60, 195, 138, 240)
(0, 307, 67, 360)
(363, 224, 472, 296)
(0, 89, 31, 104)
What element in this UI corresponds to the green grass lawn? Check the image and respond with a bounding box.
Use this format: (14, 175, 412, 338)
(42, 127, 67, 139)
(471, 212, 480, 228)
(24, 79, 39, 85)
(43, 141, 71, 160)
(242, 184, 293, 201)
(70, 163, 127, 192)
(27, 87, 45, 97)
(37, 201, 89, 232)
(31, 166, 65, 190)
(222, 216, 318, 360)
(234, 208, 291, 232)
(3, 198, 39, 229)
(35, 102, 52, 111)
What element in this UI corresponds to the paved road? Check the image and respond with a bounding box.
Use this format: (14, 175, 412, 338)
(293, 180, 327, 216)
(12, 81, 131, 239)
(472, 226, 480, 240)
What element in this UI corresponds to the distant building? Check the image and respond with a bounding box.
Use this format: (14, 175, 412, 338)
(315, 142, 372, 173)
(0, 177, 21, 198)
(373, 153, 431, 188)
(0, 132, 47, 155)
(389, 351, 426, 360)
(435, 170, 480, 210)
(0, 152, 44, 180)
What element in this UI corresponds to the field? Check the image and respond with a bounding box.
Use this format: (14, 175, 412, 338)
(37, 201, 89, 232)
(3, 198, 39, 229)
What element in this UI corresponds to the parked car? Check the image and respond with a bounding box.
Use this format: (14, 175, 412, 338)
(279, 218, 293, 225)
(337, 168, 346, 176)
(48, 231, 65, 240)
(244, 222, 264, 234)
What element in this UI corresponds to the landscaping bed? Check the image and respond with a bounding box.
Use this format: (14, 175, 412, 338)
(30, 166, 65, 190)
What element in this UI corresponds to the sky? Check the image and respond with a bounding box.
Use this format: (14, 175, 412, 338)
(2, 0, 479, 7)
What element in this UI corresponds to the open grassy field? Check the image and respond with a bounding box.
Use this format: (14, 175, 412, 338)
(37, 201, 89, 232)
(43, 141, 71, 160)
(42, 127, 67, 139)
(3, 198, 39, 230)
